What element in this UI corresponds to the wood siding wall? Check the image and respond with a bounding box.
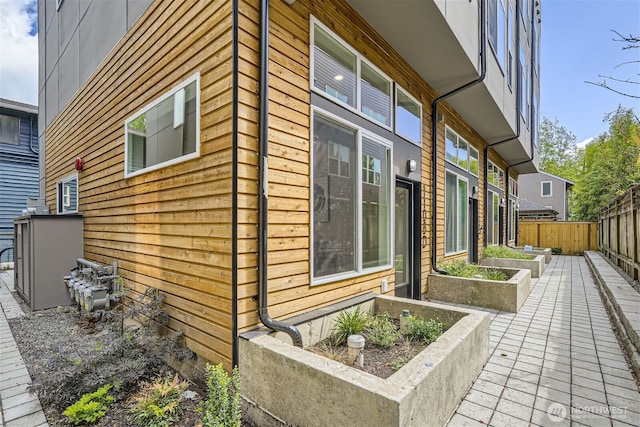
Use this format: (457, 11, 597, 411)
(518, 221, 597, 255)
(599, 184, 640, 281)
(44, 0, 236, 367)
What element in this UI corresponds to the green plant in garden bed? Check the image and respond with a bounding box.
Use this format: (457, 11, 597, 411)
(483, 246, 535, 260)
(404, 316, 445, 344)
(131, 374, 189, 427)
(330, 306, 369, 345)
(439, 259, 508, 281)
(63, 384, 114, 425)
(198, 363, 242, 427)
(365, 311, 401, 348)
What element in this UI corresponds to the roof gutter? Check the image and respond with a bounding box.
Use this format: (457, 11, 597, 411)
(431, 0, 487, 273)
(257, 0, 303, 347)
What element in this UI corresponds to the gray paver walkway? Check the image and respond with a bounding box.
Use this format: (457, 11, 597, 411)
(445, 256, 640, 427)
(0, 270, 48, 427)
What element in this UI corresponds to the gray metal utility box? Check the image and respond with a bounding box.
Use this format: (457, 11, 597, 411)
(14, 214, 83, 310)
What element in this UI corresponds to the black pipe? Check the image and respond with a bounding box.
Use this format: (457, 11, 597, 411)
(431, 0, 487, 273)
(483, 0, 521, 247)
(257, 0, 303, 347)
(231, 0, 240, 367)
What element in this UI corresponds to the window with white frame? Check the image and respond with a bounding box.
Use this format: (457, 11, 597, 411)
(125, 74, 200, 177)
(541, 181, 552, 197)
(487, 160, 505, 189)
(445, 127, 478, 176)
(395, 87, 422, 145)
(312, 112, 391, 282)
(0, 114, 20, 145)
(487, 190, 500, 246)
(312, 18, 422, 145)
(57, 174, 78, 214)
(509, 176, 518, 196)
(489, 0, 507, 70)
(507, 2, 514, 89)
(509, 198, 517, 241)
(445, 171, 469, 255)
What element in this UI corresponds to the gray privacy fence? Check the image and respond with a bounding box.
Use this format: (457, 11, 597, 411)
(599, 184, 640, 281)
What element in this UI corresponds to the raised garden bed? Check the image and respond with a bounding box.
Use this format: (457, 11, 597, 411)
(427, 266, 531, 312)
(480, 254, 545, 278)
(239, 294, 490, 427)
(513, 246, 552, 263)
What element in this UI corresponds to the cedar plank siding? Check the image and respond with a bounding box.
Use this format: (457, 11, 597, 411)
(44, 0, 236, 367)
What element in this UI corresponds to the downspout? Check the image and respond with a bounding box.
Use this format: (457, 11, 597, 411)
(29, 116, 38, 154)
(431, 0, 487, 273)
(257, 0, 303, 347)
(231, 0, 239, 367)
(483, 0, 521, 246)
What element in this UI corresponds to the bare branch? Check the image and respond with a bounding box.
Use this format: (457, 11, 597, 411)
(614, 60, 640, 70)
(596, 74, 640, 85)
(611, 30, 640, 49)
(585, 80, 640, 98)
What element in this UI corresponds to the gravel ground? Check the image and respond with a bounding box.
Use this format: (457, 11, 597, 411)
(8, 296, 204, 426)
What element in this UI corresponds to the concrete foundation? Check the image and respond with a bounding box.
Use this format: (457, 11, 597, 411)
(239, 295, 490, 427)
(427, 267, 531, 312)
(480, 255, 545, 278)
(513, 247, 552, 263)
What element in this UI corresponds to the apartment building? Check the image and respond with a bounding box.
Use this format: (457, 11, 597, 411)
(39, 0, 540, 370)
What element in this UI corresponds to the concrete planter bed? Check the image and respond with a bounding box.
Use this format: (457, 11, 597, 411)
(427, 267, 531, 312)
(513, 246, 552, 263)
(480, 254, 545, 278)
(239, 295, 490, 427)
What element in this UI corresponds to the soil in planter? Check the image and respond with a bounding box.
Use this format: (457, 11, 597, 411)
(306, 319, 432, 379)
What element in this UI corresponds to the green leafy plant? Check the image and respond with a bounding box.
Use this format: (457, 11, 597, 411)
(330, 306, 369, 345)
(199, 363, 241, 427)
(403, 316, 445, 344)
(63, 384, 114, 425)
(439, 259, 508, 281)
(365, 311, 400, 348)
(483, 246, 534, 260)
(551, 247, 563, 255)
(390, 339, 417, 371)
(131, 374, 189, 427)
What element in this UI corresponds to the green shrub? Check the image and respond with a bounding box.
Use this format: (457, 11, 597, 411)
(403, 317, 445, 344)
(330, 306, 369, 345)
(439, 260, 508, 281)
(199, 363, 241, 427)
(63, 384, 114, 425)
(483, 246, 534, 260)
(131, 375, 189, 427)
(551, 247, 563, 254)
(365, 311, 400, 348)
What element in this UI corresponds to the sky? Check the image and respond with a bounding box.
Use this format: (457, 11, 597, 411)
(541, 0, 640, 144)
(0, 0, 638, 142)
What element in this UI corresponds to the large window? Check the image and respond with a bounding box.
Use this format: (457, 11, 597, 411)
(445, 171, 469, 255)
(519, 45, 528, 123)
(487, 190, 500, 246)
(509, 199, 517, 241)
(487, 160, 505, 189)
(313, 113, 391, 282)
(445, 127, 478, 177)
(57, 174, 78, 214)
(507, 2, 514, 89)
(489, 0, 506, 70)
(125, 74, 200, 177)
(0, 114, 20, 145)
(312, 18, 422, 145)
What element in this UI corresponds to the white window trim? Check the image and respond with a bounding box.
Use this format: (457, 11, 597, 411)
(508, 198, 517, 241)
(311, 17, 422, 144)
(487, 160, 505, 190)
(57, 173, 78, 214)
(124, 73, 201, 179)
(444, 170, 469, 256)
(444, 125, 477, 175)
(541, 181, 552, 197)
(395, 85, 422, 146)
(310, 106, 394, 286)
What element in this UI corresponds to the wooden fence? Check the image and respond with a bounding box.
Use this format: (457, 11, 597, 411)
(599, 184, 640, 281)
(518, 221, 598, 255)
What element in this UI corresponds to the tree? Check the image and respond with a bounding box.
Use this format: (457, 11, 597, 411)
(538, 117, 580, 181)
(572, 107, 640, 221)
(585, 31, 640, 99)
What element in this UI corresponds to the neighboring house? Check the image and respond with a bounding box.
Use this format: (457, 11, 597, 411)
(519, 171, 573, 221)
(518, 198, 559, 221)
(39, 0, 540, 370)
(0, 99, 39, 260)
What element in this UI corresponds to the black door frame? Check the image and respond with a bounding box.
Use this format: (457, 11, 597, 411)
(395, 178, 421, 300)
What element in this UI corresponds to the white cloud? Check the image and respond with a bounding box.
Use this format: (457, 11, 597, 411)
(576, 137, 594, 149)
(0, 0, 38, 106)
